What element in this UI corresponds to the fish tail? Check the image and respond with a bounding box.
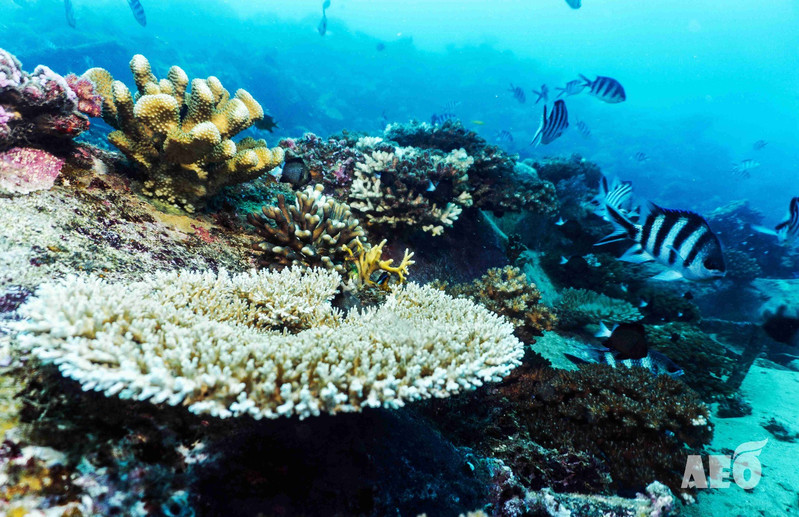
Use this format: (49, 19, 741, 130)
(595, 203, 638, 246)
(579, 74, 592, 87)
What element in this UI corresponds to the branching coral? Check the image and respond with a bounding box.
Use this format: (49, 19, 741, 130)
(344, 238, 414, 287)
(555, 288, 642, 329)
(15, 267, 523, 420)
(84, 54, 284, 212)
(435, 266, 556, 344)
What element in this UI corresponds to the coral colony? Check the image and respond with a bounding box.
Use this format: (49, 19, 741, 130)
(0, 44, 792, 517)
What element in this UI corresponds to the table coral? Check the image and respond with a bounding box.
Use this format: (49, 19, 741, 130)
(84, 54, 284, 212)
(15, 267, 523, 420)
(434, 266, 557, 344)
(0, 48, 93, 153)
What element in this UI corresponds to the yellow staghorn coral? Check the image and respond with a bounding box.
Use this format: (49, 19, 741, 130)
(85, 55, 284, 212)
(343, 238, 414, 288)
(14, 268, 523, 420)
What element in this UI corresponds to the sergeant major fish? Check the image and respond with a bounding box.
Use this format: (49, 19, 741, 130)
(508, 84, 526, 104)
(732, 159, 759, 178)
(579, 74, 626, 103)
(596, 202, 726, 281)
(530, 100, 568, 146)
(592, 175, 634, 221)
(532, 84, 549, 104)
(555, 79, 585, 98)
(753, 196, 799, 246)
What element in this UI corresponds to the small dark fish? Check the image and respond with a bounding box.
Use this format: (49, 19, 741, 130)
(753, 140, 768, 151)
(508, 83, 526, 104)
(753, 196, 799, 245)
(683, 291, 694, 300)
(323, 0, 331, 9)
(280, 158, 310, 187)
(633, 151, 649, 162)
(375, 271, 391, 288)
(595, 322, 648, 359)
(565, 0, 582, 8)
(64, 0, 76, 28)
(317, 12, 327, 35)
(576, 120, 591, 138)
(580, 74, 626, 103)
(376, 42, 386, 51)
(596, 202, 726, 281)
(254, 114, 279, 133)
(532, 84, 549, 105)
(762, 306, 799, 346)
(530, 100, 568, 147)
(496, 129, 514, 145)
(555, 80, 585, 98)
(127, 0, 146, 27)
(732, 159, 759, 178)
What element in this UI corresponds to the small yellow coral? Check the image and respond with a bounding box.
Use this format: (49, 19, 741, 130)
(344, 238, 414, 288)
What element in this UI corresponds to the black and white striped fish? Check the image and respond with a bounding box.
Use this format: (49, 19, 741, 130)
(565, 346, 683, 377)
(565, 0, 582, 9)
(530, 100, 568, 147)
(532, 84, 549, 104)
(579, 74, 626, 103)
(64, 0, 76, 28)
(576, 120, 591, 138)
(592, 176, 634, 221)
(753, 196, 799, 246)
(732, 159, 759, 178)
(496, 129, 514, 145)
(509, 84, 526, 104)
(431, 112, 456, 126)
(597, 202, 726, 281)
(127, 0, 146, 27)
(633, 151, 649, 163)
(555, 79, 585, 98)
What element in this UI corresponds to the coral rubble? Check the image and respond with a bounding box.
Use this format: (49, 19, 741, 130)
(435, 265, 557, 344)
(15, 267, 523, 420)
(84, 54, 284, 212)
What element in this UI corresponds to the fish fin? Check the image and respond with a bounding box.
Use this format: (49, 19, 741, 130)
(752, 224, 778, 237)
(563, 353, 590, 365)
(594, 321, 612, 338)
(579, 74, 592, 87)
(604, 202, 638, 237)
(619, 246, 653, 263)
(528, 105, 547, 147)
(651, 270, 684, 281)
(560, 256, 569, 265)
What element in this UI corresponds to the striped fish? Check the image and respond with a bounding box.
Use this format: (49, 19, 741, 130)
(565, 346, 683, 377)
(732, 159, 759, 178)
(579, 74, 626, 103)
(753, 197, 799, 245)
(64, 0, 76, 28)
(555, 79, 585, 98)
(530, 100, 568, 147)
(565, 0, 582, 9)
(753, 140, 768, 151)
(633, 151, 649, 162)
(597, 202, 726, 281)
(532, 84, 549, 105)
(127, 0, 146, 27)
(496, 129, 514, 145)
(576, 120, 591, 138)
(592, 175, 634, 221)
(509, 84, 526, 104)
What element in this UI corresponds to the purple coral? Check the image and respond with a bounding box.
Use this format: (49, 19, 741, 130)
(0, 146, 64, 194)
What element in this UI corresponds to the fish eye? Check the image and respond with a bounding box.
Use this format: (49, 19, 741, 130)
(702, 257, 722, 271)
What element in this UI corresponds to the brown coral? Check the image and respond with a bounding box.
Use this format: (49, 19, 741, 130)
(435, 266, 556, 344)
(84, 55, 283, 212)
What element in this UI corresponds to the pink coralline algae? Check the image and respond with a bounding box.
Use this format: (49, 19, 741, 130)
(0, 147, 64, 195)
(65, 73, 103, 118)
(0, 47, 91, 150)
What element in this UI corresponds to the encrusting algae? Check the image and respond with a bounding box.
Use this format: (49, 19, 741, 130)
(84, 55, 284, 212)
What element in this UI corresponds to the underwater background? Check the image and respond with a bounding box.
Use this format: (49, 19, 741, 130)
(1, 0, 799, 516)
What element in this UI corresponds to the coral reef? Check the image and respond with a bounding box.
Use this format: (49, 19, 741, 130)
(84, 54, 284, 212)
(647, 323, 736, 400)
(15, 267, 523, 419)
(0, 146, 64, 195)
(434, 265, 557, 344)
(0, 48, 92, 150)
(424, 363, 712, 496)
(344, 238, 415, 288)
(528, 154, 602, 186)
(385, 120, 559, 214)
(724, 248, 762, 282)
(637, 285, 701, 323)
(555, 287, 642, 329)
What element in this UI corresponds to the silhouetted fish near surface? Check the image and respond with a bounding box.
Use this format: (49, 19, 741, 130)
(580, 74, 626, 103)
(596, 202, 726, 281)
(633, 151, 649, 162)
(64, 0, 76, 28)
(753, 196, 799, 245)
(496, 129, 514, 145)
(254, 114, 279, 133)
(530, 100, 568, 147)
(508, 84, 526, 103)
(565, 0, 582, 9)
(323, 0, 331, 9)
(318, 12, 327, 35)
(555, 79, 585, 98)
(127, 0, 146, 27)
(376, 42, 386, 51)
(532, 84, 549, 104)
(732, 159, 759, 178)
(576, 120, 591, 138)
(753, 140, 768, 151)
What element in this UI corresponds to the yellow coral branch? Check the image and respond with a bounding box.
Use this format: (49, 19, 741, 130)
(344, 239, 415, 288)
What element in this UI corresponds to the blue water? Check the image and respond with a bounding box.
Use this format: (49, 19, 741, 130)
(2, 0, 798, 221)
